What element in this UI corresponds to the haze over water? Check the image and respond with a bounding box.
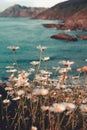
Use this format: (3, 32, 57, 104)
(0, 18, 87, 80)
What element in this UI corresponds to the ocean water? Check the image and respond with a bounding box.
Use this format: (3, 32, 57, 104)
(0, 18, 87, 80)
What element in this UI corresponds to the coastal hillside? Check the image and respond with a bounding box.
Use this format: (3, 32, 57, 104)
(65, 7, 87, 30)
(43, 7, 87, 31)
(34, 0, 87, 20)
(0, 4, 46, 17)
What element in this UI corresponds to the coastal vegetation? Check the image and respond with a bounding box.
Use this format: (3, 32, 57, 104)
(0, 45, 87, 130)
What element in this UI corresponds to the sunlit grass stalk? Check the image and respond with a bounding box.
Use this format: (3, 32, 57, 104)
(82, 115, 87, 130)
(12, 51, 19, 70)
(37, 49, 42, 72)
(44, 61, 47, 71)
(54, 113, 61, 130)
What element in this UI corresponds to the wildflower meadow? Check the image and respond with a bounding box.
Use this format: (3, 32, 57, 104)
(0, 45, 87, 130)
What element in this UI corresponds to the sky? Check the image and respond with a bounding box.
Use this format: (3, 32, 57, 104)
(0, 0, 68, 11)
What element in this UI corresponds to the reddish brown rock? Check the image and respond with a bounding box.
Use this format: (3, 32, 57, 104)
(76, 35, 87, 40)
(43, 24, 65, 29)
(51, 33, 77, 41)
(43, 23, 75, 30)
(65, 8, 87, 30)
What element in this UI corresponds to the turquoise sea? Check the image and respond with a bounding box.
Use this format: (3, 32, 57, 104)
(0, 18, 87, 80)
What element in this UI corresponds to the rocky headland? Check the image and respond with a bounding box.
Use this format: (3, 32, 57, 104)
(34, 0, 87, 21)
(0, 0, 87, 40)
(42, 0, 87, 41)
(39, 0, 87, 31)
(43, 6, 87, 31)
(0, 4, 46, 18)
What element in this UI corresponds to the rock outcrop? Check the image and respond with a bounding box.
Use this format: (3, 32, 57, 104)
(76, 35, 87, 40)
(51, 33, 77, 41)
(43, 24, 62, 29)
(65, 7, 87, 30)
(0, 4, 46, 18)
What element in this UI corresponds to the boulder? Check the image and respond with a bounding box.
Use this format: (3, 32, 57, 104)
(43, 24, 64, 29)
(76, 35, 87, 40)
(51, 33, 77, 41)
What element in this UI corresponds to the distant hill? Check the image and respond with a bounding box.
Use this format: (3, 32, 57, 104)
(0, 4, 46, 18)
(34, 0, 87, 20)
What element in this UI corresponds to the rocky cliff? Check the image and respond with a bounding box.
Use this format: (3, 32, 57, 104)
(34, 0, 87, 21)
(65, 7, 87, 30)
(43, 6, 87, 31)
(41, 0, 87, 30)
(0, 4, 46, 18)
